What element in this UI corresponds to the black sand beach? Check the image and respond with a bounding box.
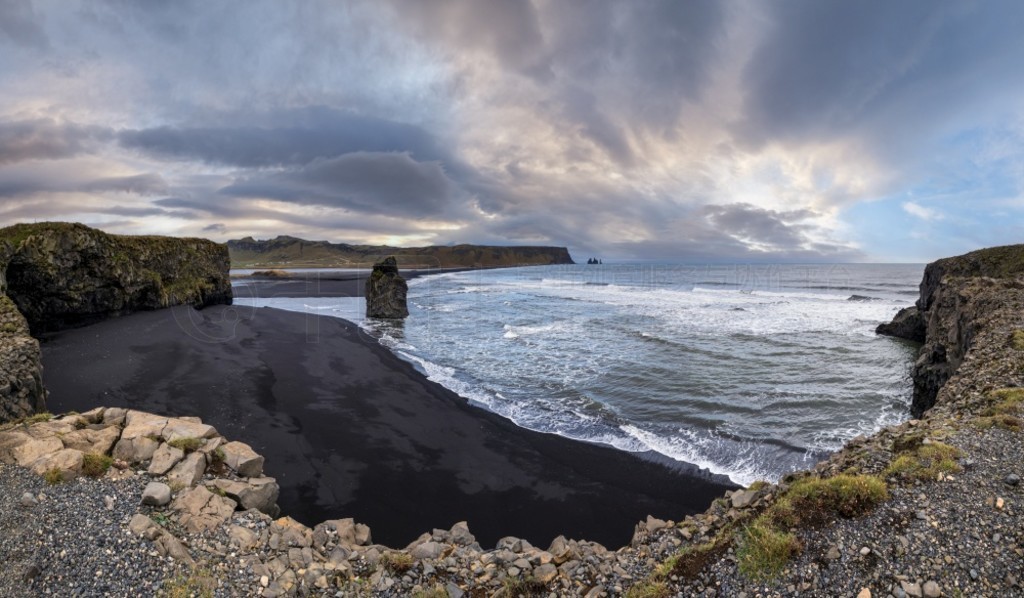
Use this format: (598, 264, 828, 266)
(40, 300, 735, 549)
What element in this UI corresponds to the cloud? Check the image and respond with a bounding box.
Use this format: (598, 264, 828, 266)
(902, 201, 943, 221)
(219, 152, 460, 217)
(118, 107, 452, 168)
(81, 173, 169, 195)
(0, 119, 108, 165)
(0, 0, 48, 50)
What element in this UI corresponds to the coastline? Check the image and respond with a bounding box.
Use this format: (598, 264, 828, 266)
(39, 303, 736, 549)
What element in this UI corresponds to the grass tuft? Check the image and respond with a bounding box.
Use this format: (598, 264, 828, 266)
(82, 453, 113, 477)
(168, 437, 202, 453)
(885, 442, 961, 480)
(737, 519, 801, 581)
(499, 577, 548, 597)
(160, 567, 216, 598)
(412, 586, 449, 598)
(380, 551, 413, 574)
(26, 412, 53, 424)
(43, 467, 64, 485)
(624, 580, 670, 598)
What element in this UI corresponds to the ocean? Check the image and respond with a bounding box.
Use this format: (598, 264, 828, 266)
(234, 263, 922, 486)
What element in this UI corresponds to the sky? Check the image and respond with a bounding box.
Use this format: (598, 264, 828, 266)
(0, 1, 1022, 262)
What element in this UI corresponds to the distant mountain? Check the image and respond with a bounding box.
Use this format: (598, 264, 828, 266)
(227, 236, 575, 268)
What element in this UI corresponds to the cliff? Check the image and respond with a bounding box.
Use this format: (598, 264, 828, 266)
(228, 235, 575, 268)
(877, 244, 1024, 415)
(0, 294, 46, 422)
(0, 222, 232, 333)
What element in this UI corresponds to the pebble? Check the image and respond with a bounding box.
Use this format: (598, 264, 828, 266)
(1005, 474, 1020, 487)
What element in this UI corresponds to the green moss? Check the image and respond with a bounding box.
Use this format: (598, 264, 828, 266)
(412, 587, 449, 598)
(885, 442, 961, 480)
(737, 519, 800, 580)
(937, 244, 1024, 279)
(974, 414, 1023, 432)
(747, 480, 770, 492)
(1012, 330, 1024, 351)
(777, 474, 889, 524)
(168, 437, 202, 453)
(82, 453, 113, 477)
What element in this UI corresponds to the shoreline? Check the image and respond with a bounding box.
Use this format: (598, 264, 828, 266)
(39, 303, 736, 549)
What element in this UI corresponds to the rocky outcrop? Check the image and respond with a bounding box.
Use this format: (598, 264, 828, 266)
(877, 244, 1024, 415)
(0, 407, 281, 521)
(0, 295, 46, 422)
(228, 235, 575, 268)
(365, 256, 409, 319)
(0, 222, 232, 333)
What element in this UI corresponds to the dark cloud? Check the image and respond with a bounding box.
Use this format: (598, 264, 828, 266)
(202, 223, 227, 234)
(0, 0, 48, 50)
(81, 173, 169, 195)
(118, 107, 452, 168)
(219, 152, 460, 217)
(0, 119, 108, 165)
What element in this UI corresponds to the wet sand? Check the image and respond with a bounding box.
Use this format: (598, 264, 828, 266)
(40, 302, 735, 549)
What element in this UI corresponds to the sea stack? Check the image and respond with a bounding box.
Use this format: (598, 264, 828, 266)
(365, 256, 409, 319)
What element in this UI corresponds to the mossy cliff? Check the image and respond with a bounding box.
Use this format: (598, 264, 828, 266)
(0, 222, 232, 333)
(0, 222, 232, 422)
(878, 244, 1024, 415)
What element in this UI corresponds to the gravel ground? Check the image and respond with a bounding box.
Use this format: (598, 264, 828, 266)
(0, 463, 174, 597)
(0, 463, 262, 598)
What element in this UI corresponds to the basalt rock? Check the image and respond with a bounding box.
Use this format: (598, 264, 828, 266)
(365, 256, 409, 319)
(0, 222, 232, 333)
(878, 244, 1024, 415)
(0, 294, 46, 422)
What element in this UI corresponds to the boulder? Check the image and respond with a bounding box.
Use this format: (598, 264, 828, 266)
(162, 418, 218, 442)
(148, 443, 184, 476)
(102, 407, 127, 426)
(166, 452, 206, 488)
(30, 448, 84, 481)
(60, 426, 120, 455)
(365, 256, 409, 319)
(410, 541, 444, 560)
(210, 477, 280, 516)
(112, 436, 159, 463)
(12, 436, 63, 467)
(170, 486, 237, 533)
(142, 482, 172, 506)
(122, 410, 168, 441)
(0, 428, 31, 463)
(221, 441, 264, 477)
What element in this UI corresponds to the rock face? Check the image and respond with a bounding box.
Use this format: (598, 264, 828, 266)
(365, 256, 409, 319)
(877, 244, 1024, 415)
(0, 294, 46, 422)
(0, 222, 232, 333)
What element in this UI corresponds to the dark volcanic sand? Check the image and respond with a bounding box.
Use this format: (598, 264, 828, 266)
(40, 303, 735, 549)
